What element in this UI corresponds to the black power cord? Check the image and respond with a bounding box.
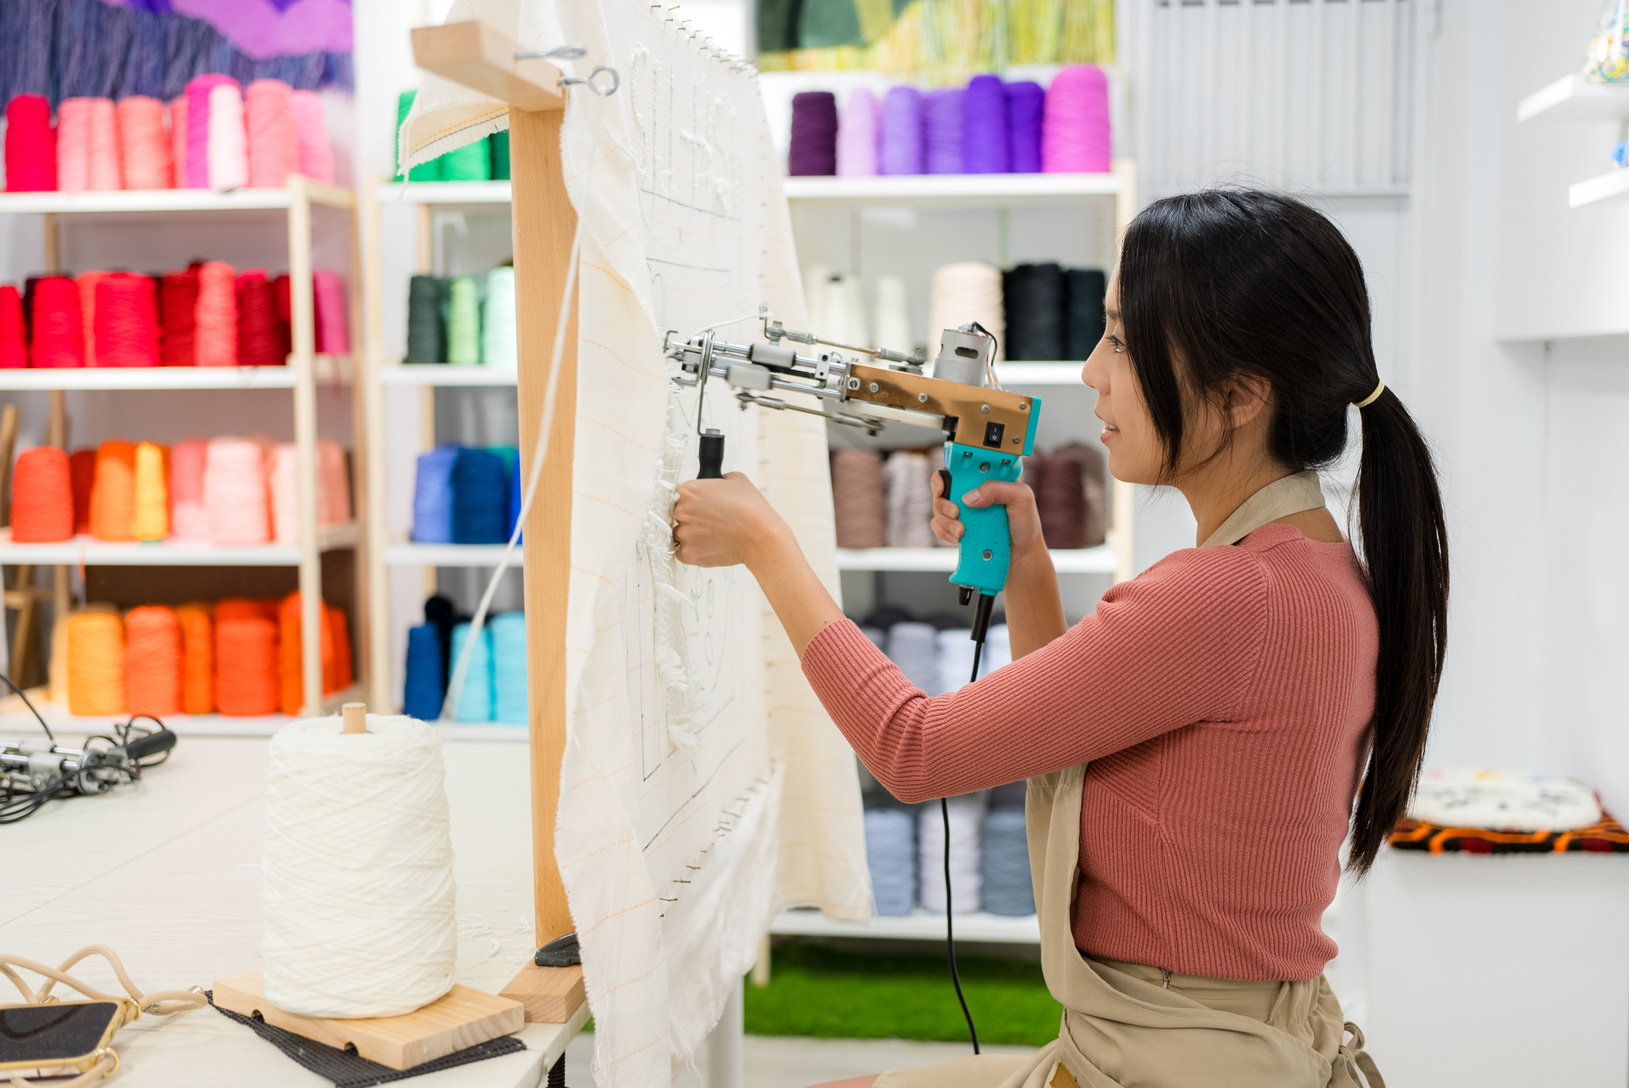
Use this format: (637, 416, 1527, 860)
(941, 623, 989, 1055)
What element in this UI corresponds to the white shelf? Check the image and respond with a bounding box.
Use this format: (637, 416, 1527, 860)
(0, 356, 352, 390)
(379, 365, 519, 387)
(376, 180, 514, 205)
(383, 542, 522, 567)
(0, 182, 354, 215)
(0, 524, 357, 566)
(996, 361, 1086, 385)
(1569, 168, 1629, 208)
(0, 686, 367, 738)
(783, 172, 1120, 207)
(770, 907, 1038, 944)
(1517, 74, 1629, 122)
(837, 546, 1114, 574)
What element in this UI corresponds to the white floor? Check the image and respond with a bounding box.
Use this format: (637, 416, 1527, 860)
(564, 1033, 1035, 1088)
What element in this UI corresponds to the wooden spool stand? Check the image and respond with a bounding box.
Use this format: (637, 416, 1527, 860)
(407, 21, 588, 1027)
(212, 705, 532, 1068)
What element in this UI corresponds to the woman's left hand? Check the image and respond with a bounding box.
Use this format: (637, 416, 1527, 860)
(673, 472, 791, 569)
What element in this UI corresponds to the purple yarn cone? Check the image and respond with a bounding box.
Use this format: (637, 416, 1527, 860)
(923, 88, 964, 174)
(789, 91, 838, 176)
(1005, 81, 1045, 174)
(1043, 65, 1112, 173)
(879, 86, 923, 175)
(962, 75, 1008, 174)
(837, 86, 880, 176)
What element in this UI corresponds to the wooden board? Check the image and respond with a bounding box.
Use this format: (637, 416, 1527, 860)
(498, 963, 586, 1024)
(410, 22, 565, 114)
(211, 972, 523, 1071)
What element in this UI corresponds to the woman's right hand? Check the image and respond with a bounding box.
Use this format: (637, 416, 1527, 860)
(930, 473, 1047, 560)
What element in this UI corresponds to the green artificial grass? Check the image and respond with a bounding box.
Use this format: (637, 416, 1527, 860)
(743, 942, 1060, 1046)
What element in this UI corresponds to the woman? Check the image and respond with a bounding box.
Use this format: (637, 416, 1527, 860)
(672, 190, 1445, 1087)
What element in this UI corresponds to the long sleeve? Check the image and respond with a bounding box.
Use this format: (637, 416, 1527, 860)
(802, 546, 1272, 802)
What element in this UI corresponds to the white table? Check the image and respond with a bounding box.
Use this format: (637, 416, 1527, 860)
(1, 733, 585, 1087)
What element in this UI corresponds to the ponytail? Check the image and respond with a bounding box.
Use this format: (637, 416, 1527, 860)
(1347, 389, 1449, 873)
(1119, 189, 1450, 877)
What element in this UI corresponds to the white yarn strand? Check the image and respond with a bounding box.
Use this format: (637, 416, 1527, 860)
(262, 714, 457, 1018)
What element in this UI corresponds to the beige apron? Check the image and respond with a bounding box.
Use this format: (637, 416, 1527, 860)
(876, 472, 1384, 1088)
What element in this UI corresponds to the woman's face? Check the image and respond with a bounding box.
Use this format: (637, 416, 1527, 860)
(1081, 274, 1164, 485)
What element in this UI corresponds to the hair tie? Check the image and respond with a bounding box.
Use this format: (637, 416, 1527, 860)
(1354, 379, 1385, 409)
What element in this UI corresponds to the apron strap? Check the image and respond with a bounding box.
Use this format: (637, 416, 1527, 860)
(1200, 471, 1327, 548)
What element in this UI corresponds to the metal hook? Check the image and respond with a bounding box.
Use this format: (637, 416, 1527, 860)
(561, 65, 621, 96)
(516, 43, 587, 60)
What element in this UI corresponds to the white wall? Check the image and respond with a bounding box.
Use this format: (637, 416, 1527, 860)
(1407, 0, 1629, 813)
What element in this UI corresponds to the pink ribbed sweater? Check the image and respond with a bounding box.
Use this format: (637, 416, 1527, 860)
(803, 524, 1378, 981)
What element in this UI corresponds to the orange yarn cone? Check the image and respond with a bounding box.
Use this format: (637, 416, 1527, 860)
(125, 605, 182, 716)
(277, 592, 303, 716)
(90, 440, 137, 541)
(132, 441, 169, 541)
(214, 598, 279, 716)
(175, 602, 214, 714)
(67, 611, 126, 715)
(11, 447, 74, 542)
(70, 449, 97, 534)
(325, 604, 353, 693)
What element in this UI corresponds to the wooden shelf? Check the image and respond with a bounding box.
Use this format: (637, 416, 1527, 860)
(383, 542, 522, 567)
(375, 180, 514, 205)
(0, 181, 354, 215)
(783, 172, 1120, 207)
(1517, 74, 1629, 123)
(0, 524, 358, 566)
(0, 355, 352, 390)
(836, 546, 1114, 574)
(770, 907, 1038, 944)
(379, 364, 518, 387)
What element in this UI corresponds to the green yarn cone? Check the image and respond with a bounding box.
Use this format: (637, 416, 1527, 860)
(439, 139, 491, 182)
(396, 89, 442, 182)
(445, 276, 481, 366)
(489, 131, 511, 180)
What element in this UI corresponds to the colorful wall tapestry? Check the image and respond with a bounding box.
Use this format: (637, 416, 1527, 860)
(0, 0, 352, 108)
(757, 0, 1115, 84)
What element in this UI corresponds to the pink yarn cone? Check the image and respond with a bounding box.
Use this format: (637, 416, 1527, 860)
(312, 268, 349, 354)
(85, 98, 121, 190)
(169, 96, 188, 184)
(169, 438, 210, 539)
(836, 87, 880, 177)
(207, 82, 248, 190)
(56, 98, 93, 193)
(289, 90, 334, 184)
(116, 96, 173, 190)
(183, 74, 234, 189)
(245, 79, 299, 188)
(1042, 65, 1111, 174)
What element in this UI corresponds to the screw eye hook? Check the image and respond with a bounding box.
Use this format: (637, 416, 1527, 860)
(561, 65, 620, 96)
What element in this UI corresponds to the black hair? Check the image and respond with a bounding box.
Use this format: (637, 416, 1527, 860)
(1117, 189, 1449, 875)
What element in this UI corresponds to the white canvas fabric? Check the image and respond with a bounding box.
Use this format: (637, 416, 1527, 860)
(406, 5, 871, 1087)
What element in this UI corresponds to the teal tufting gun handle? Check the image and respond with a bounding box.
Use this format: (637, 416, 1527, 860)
(939, 441, 1025, 599)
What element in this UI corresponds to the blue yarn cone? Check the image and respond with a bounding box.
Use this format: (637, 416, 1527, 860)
(412, 444, 459, 544)
(490, 612, 527, 724)
(451, 447, 509, 544)
(402, 623, 446, 721)
(449, 621, 494, 722)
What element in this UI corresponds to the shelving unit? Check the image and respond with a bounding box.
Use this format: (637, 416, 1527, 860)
(781, 162, 1139, 945)
(0, 178, 366, 719)
(1516, 74, 1629, 208)
(786, 162, 1138, 587)
(358, 174, 524, 711)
